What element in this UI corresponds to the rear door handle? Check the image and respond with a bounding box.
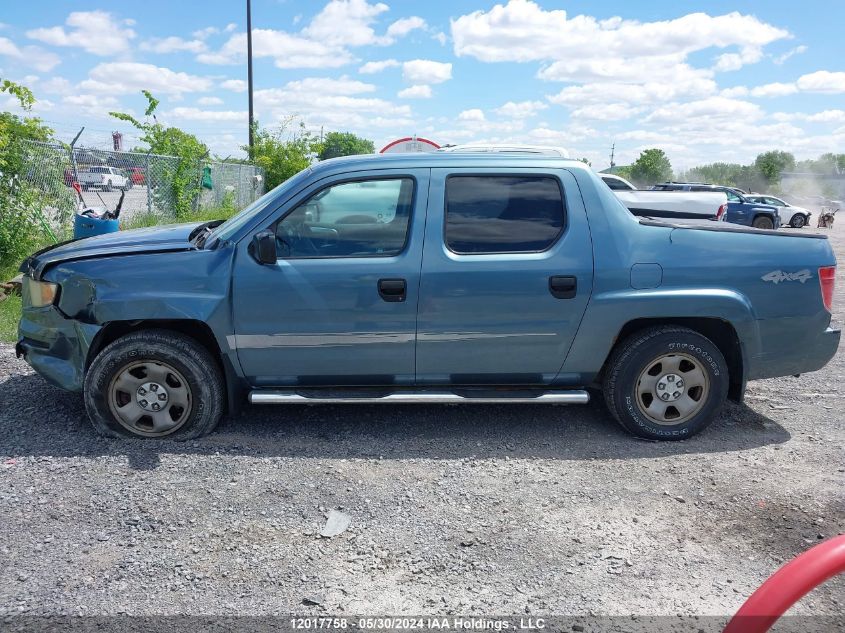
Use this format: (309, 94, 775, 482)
(378, 278, 407, 302)
(549, 275, 577, 299)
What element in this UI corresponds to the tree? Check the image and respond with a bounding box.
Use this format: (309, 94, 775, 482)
(110, 91, 209, 219)
(318, 131, 374, 161)
(629, 148, 673, 186)
(754, 150, 795, 184)
(245, 119, 321, 190)
(577, 157, 592, 166)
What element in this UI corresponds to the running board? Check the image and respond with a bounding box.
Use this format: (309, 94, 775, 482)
(248, 390, 590, 405)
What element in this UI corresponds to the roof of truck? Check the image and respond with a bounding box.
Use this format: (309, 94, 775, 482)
(310, 151, 588, 174)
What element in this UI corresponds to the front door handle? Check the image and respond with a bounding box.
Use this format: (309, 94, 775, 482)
(378, 278, 407, 302)
(549, 275, 577, 299)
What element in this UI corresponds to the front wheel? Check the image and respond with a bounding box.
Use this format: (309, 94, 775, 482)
(752, 215, 774, 230)
(790, 214, 806, 228)
(84, 330, 225, 439)
(603, 326, 729, 440)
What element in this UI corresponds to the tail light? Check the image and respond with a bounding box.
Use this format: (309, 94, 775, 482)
(819, 266, 835, 312)
(716, 203, 727, 221)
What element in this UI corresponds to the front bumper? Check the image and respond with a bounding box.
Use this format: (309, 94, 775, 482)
(16, 305, 101, 392)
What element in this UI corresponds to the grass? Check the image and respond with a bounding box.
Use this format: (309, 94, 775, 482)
(0, 204, 240, 344)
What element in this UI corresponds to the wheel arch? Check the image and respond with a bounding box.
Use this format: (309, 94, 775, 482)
(86, 319, 243, 413)
(604, 317, 745, 401)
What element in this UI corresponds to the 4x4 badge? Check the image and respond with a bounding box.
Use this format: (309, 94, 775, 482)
(761, 269, 813, 284)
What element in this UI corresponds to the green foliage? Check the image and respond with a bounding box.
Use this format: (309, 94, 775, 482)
(754, 150, 796, 184)
(110, 91, 209, 219)
(318, 131, 375, 161)
(1, 79, 35, 110)
(630, 148, 673, 186)
(796, 153, 845, 175)
(121, 202, 241, 232)
(0, 291, 22, 343)
(246, 119, 320, 190)
(0, 80, 73, 271)
(577, 157, 592, 166)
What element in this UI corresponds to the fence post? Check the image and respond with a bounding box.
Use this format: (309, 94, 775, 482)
(68, 127, 84, 185)
(145, 151, 152, 215)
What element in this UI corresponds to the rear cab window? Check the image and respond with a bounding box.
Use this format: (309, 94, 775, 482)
(444, 175, 566, 254)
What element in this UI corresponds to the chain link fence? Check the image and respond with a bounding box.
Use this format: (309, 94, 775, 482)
(17, 140, 265, 228)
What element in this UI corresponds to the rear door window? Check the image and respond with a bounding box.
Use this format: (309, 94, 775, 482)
(444, 175, 565, 254)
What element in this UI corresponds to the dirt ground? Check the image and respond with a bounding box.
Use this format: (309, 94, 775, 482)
(0, 224, 842, 629)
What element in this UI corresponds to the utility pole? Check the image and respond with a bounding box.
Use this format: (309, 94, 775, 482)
(247, 0, 255, 154)
(609, 142, 616, 170)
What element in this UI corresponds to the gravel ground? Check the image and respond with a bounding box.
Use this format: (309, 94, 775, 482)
(0, 226, 843, 626)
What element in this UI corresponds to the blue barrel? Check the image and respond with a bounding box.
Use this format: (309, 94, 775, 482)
(74, 213, 120, 239)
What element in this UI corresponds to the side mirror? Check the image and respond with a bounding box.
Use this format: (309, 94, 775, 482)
(251, 230, 277, 265)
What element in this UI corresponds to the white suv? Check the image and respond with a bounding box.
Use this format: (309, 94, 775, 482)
(78, 166, 130, 192)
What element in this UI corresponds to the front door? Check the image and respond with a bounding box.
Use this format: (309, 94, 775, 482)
(415, 168, 593, 385)
(232, 169, 429, 387)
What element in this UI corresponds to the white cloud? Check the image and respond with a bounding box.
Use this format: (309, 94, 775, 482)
(796, 70, 845, 93)
(197, 96, 224, 106)
(386, 16, 426, 39)
(398, 84, 432, 99)
(221, 79, 247, 92)
(494, 100, 548, 118)
(433, 32, 447, 45)
(140, 36, 207, 54)
(224, 23, 238, 33)
(63, 94, 118, 108)
(359, 59, 400, 74)
(644, 96, 763, 125)
(547, 79, 716, 108)
(27, 10, 135, 56)
(80, 62, 213, 95)
(302, 0, 389, 47)
(538, 55, 711, 85)
(750, 82, 798, 97)
(458, 108, 485, 122)
(773, 45, 807, 65)
(198, 28, 352, 68)
(164, 107, 247, 122)
(192, 26, 219, 40)
(451, 2, 789, 66)
(0, 36, 60, 72)
(284, 77, 376, 95)
(713, 46, 763, 72)
(402, 59, 452, 84)
(570, 103, 641, 121)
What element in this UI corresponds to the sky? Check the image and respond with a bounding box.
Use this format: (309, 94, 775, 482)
(1, 0, 844, 171)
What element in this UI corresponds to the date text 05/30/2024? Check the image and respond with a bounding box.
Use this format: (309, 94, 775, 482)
(290, 618, 547, 630)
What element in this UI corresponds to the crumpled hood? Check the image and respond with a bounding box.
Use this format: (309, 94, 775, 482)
(21, 222, 204, 279)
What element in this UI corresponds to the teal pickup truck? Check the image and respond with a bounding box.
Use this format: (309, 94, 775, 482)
(17, 153, 840, 441)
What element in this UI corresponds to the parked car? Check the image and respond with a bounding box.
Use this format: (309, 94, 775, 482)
(745, 195, 812, 228)
(600, 174, 727, 221)
(17, 153, 839, 442)
(652, 182, 781, 229)
(127, 167, 146, 186)
(77, 166, 131, 192)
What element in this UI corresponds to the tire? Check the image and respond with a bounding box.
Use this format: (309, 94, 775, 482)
(104, 180, 113, 192)
(752, 215, 774, 230)
(84, 329, 224, 440)
(124, 181, 132, 191)
(603, 326, 729, 441)
(790, 214, 806, 228)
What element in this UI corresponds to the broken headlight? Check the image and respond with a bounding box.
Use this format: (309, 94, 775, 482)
(22, 275, 59, 308)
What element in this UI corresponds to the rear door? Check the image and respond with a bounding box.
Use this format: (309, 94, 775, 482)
(415, 168, 593, 385)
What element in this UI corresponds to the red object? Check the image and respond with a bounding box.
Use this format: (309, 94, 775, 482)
(723, 534, 845, 633)
(379, 136, 440, 153)
(716, 203, 727, 221)
(128, 167, 146, 185)
(819, 266, 836, 312)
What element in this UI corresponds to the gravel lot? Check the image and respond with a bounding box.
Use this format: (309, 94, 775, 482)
(1, 225, 843, 627)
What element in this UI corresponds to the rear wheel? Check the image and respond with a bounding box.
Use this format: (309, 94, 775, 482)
(84, 330, 224, 439)
(603, 326, 729, 440)
(790, 214, 806, 228)
(752, 215, 774, 230)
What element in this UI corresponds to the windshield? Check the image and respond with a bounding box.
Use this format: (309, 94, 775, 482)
(208, 167, 313, 242)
